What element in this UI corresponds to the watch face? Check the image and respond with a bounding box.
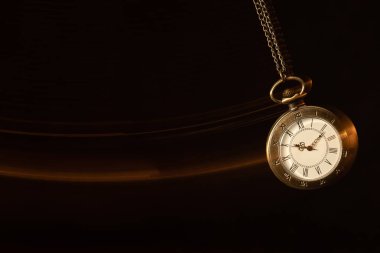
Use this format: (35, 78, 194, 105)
(279, 117, 342, 181)
(266, 105, 358, 189)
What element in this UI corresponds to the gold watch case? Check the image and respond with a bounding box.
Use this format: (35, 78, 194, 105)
(266, 105, 358, 190)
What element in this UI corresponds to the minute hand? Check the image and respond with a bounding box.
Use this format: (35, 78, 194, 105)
(311, 132, 324, 148)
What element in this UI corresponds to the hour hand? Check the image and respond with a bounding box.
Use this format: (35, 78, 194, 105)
(291, 142, 306, 151)
(291, 144, 317, 151)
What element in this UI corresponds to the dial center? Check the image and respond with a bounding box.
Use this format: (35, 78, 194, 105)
(289, 128, 328, 167)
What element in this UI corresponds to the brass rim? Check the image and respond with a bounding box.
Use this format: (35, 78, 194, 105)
(266, 105, 358, 190)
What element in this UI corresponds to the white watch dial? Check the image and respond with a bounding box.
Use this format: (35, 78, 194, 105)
(279, 117, 342, 181)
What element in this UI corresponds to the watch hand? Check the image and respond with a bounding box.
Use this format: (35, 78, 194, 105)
(291, 142, 306, 151)
(291, 144, 317, 151)
(311, 132, 325, 148)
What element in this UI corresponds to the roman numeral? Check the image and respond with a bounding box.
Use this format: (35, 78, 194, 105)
(297, 120, 304, 129)
(284, 173, 291, 181)
(325, 159, 332, 165)
(289, 163, 298, 173)
(303, 168, 308, 177)
(329, 148, 338, 154)
(327, 135, 336, 141)
(315, 166, 322, 175)
(321, 124, 327, 132)
(285, 130, 293, 137)
(282, 155, 291, 162)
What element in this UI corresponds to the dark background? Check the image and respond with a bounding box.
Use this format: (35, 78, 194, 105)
(0, 0, 378, 252)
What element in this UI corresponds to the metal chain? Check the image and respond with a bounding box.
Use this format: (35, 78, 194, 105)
(252, 0, 288, 79)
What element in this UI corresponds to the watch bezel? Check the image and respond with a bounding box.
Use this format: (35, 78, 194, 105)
(266, 105, 358, 190)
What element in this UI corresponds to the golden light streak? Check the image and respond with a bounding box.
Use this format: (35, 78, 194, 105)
(0, 151, 267, 182)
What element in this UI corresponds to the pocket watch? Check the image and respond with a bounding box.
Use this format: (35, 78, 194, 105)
(252, 1, 358, 189)
(266, 77, 358, 189)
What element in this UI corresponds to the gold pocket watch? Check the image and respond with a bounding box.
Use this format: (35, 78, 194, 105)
(266, 77, 358, 189)
(252, 1, 358, 189)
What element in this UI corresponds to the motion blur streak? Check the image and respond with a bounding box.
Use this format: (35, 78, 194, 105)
(0, 96, 279, 182)
(0, 152, 266, 182)
(0, 98, 282, 138)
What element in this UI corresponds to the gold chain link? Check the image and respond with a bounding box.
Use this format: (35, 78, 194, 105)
(252, 0, 288, 79)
